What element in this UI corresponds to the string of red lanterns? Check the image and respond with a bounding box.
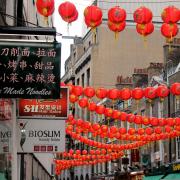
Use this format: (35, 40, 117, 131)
(66, 116, 180, 141)
(36, 2, 180, 39)
(69, 95, 180, 126)
(55, 151, 124, 175)
(66, 129, 149, 151)
(67, 83, 180, 102)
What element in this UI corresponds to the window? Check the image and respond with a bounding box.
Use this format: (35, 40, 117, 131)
(76, 78, 79, 85)
(87, 68, 90, 86)
(175, 97, 180, 111)
(82, 74, 84, 87)
(141, 109, 145, 116)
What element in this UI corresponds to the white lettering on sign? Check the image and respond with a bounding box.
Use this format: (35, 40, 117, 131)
(28, 130, 61, 138)
(26, 88, 51, 95)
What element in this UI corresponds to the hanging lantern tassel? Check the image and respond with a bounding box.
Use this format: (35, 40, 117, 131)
(115, 31, 119, 40)
(92, 27, 97, 43)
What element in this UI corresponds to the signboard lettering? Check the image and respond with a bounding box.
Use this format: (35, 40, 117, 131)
(0, 41, 61, 99)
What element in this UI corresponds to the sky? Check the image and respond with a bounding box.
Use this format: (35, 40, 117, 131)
(54, 0, 93, 77)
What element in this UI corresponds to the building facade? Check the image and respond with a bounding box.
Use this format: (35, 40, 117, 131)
(0, 0, 55, 179)
(61, 0, 180, 178)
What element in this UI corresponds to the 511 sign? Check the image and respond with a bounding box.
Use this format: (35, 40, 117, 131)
(0, 41, 61, 99)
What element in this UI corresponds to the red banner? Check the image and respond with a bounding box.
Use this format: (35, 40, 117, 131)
(18, 87, 68, 119)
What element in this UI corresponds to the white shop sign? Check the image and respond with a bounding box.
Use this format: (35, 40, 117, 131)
(17, 119, 65, 153)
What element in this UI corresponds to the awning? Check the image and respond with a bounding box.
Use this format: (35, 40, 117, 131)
(0, 173, 5, 180)
(163, 173, 180, 180)
(143, 175, 163, 180)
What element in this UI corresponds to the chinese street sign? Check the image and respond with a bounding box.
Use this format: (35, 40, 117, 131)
(18, 87, 68, 119)
(0, 41, 61, 99)
(17, 119, 65, 153)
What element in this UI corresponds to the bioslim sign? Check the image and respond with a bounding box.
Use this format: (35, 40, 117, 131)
(17, 119, 65, 153)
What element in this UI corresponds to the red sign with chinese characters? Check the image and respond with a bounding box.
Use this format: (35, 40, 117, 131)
(18, 87, 68, 119)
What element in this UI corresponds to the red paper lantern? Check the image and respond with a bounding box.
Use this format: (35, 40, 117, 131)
(170, 82, 180, 96)
(104, 108, 113, 118)
(73, 85, 83, 96)
(119, 112, 127, 121)
(127, 114, 135, 123)
(84, 5, 102, 28)
(96, 105, 105, 115)
(82, 150, 87, 155)
(96, 88, 107, 99)
(161, 23, 179, 39)
(128, 128, 136, 135)
(137, 128, 145, 135)
(175, 118, 180, 126)
(112, 110, 121, 119)
(150, 117, 159, 126)
(156, 85, 169, 99)
(76, 150, 81, 155)
(108, 20, 126, 33)
(108, 88, 119, 100)
(58, 1, 78, 23)
(84, 87, 95, 98)
(76, 119, 83, 126)
(36, 0, 54, 17)
(92, 123, 100, 131)
(145, 127, 153, 135)
(167, 118, 175, 126)
(78, 98, 88, 108)
(119, 127, 127, 134)
(155, 127, 162, 134)
(144, 87, 156, 100)
(161, 6, 180, 23)
(132, 87, 144, 100)
(110, 126, 118, 134)
(108, 6, 126, 23)
(88, 102, 97, 111)
(134, 115, 142, 124)
(136, 22, 154, 36)
(133, 6, 153, 24)
(101, 125, 108, 132)
(159, 118, 167, 126)
(120, 88, 131, 100)
(165, 126, 172, 133)
(69, 94, 78, 103)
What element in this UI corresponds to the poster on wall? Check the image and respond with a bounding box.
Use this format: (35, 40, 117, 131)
(17, 119, 65, 153)
(0, 123, 12, 153)
(0, 41, 61, 99)
(18, 87, 68, 119)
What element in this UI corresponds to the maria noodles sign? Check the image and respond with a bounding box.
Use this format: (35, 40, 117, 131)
(0, 41, 61, 99)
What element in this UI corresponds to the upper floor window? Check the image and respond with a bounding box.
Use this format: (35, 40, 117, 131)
(76, 78, 79, 85)
(87, 68, 90, 86)
(82, 73, 84, 87)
